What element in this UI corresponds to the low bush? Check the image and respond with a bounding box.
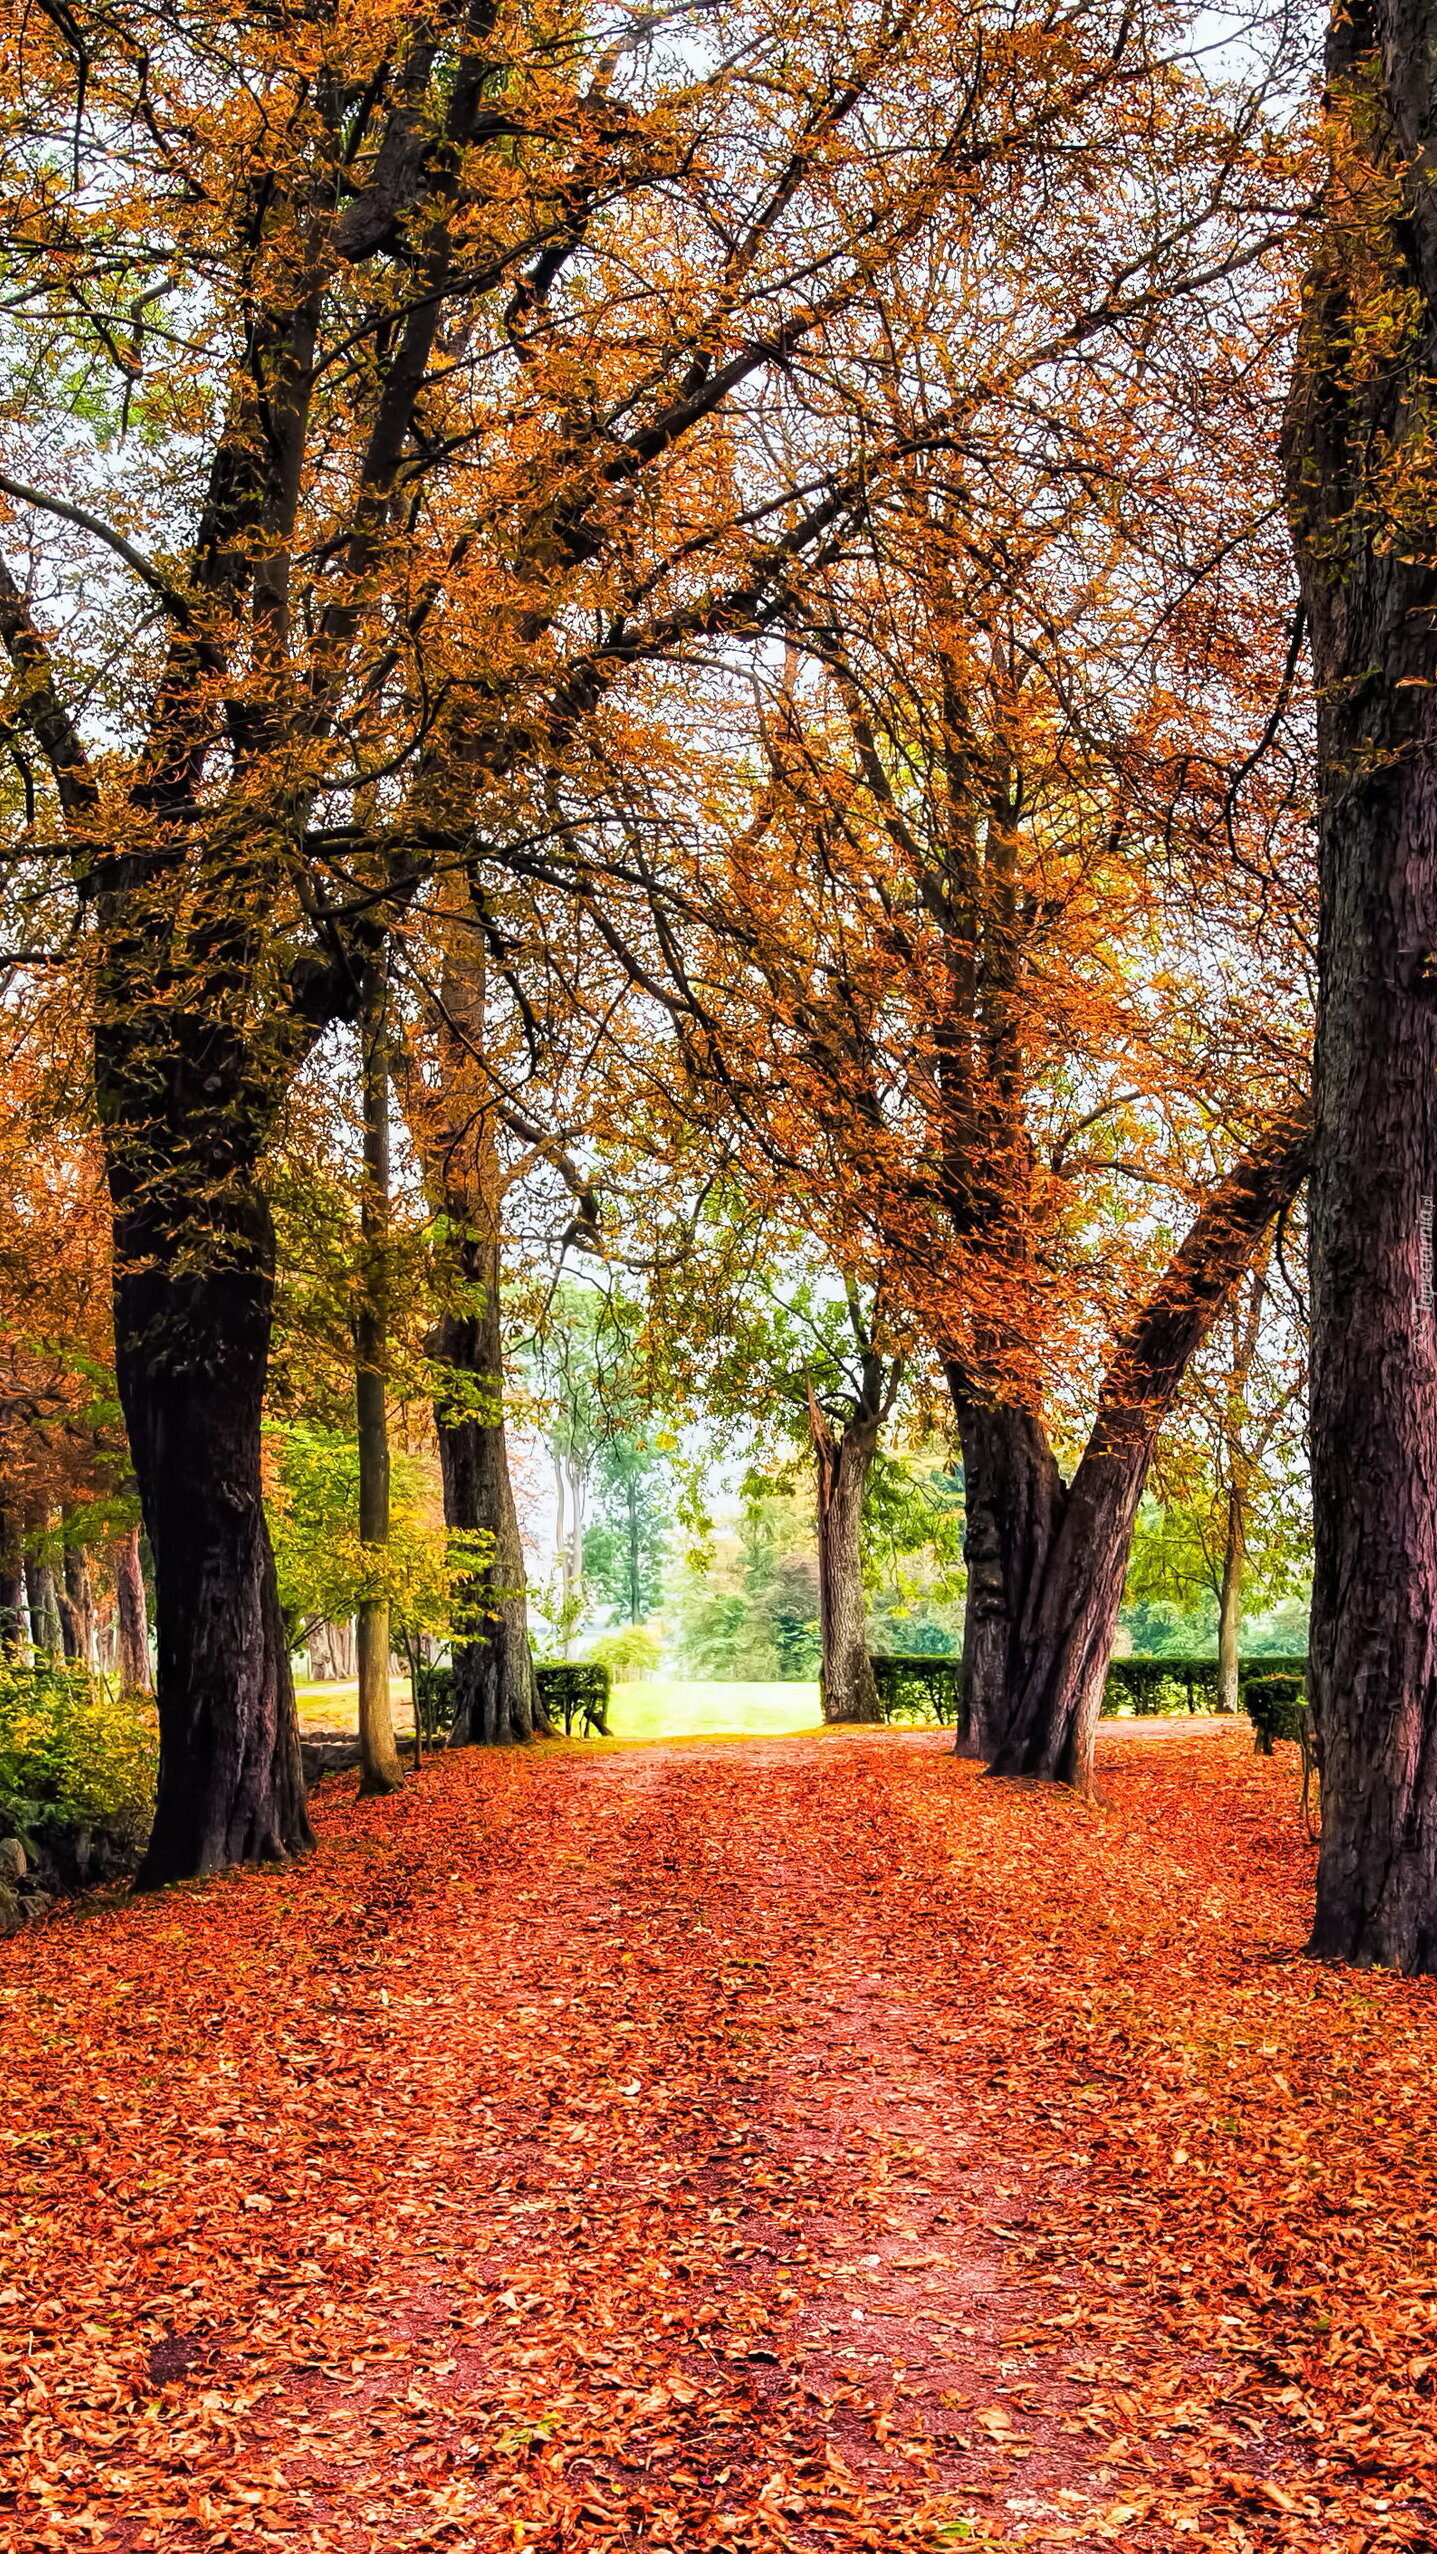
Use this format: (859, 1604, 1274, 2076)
(536, 1663, 611, 1735)
(0, 1661, 157, 1848)
(410, 1660, 455, 1744)
(1101, 1655, 1307, 1717)
(586, 1626, 662, 1683)
(869, 1654, 961, 1723)
(1242, 1670, 1307, 1754)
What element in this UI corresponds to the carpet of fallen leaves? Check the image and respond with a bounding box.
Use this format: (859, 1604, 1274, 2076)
(2, 1724, 1435, 2554)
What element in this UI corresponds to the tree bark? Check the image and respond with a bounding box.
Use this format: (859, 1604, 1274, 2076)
(25, 1550, 63, 1657)
(355, 950, 405, 1796)
(950, 1390, 1065, 1758)
(949, 1110, 1312, 1793)
(113, 1188, 312, 1889)
(1284, 0, 1437, 1972)
(433, 1213, 544, 1746)
(97, 978, 313, 1885)
(811, 1409, 882, 1722)
(112, 1526, 152, 1692)
(1216, 1479, 1245, 1716)
(0, 1504, 27, 1661)
(411, 936, 545, 1748)
(59, 1537, 96, 1667)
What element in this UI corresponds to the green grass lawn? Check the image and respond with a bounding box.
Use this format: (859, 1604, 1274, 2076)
(292, 1675, 823, 1742)
(602, 1679, 822, 1742)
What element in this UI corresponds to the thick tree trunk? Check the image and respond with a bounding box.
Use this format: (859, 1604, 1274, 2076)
(809, 1402, 882, 1724)
(978, 1423, 1158, 1787)
(949, 1111, 1311, 1793)
(114, 1208, 312, 1888)
(1216, 1481, 1245, 1715)
(1285, 0, 1437, 1972)
(355, 951, 404, 1797)
(950, 1388, 1065, 1758)
(97, 975, 312, 1885)
(112, 1526, 152, 1691)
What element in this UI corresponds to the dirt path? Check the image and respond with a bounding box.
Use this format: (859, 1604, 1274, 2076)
(2, 1728, 1434, 2552)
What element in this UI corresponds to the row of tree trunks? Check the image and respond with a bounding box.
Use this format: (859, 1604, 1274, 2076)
(0, 1510, 151, 1683)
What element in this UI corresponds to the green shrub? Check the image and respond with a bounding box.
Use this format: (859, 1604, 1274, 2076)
(586, 1625, 662, 1682)
(1243, 1670, 1307, 1755)
(1102, 1658, 1177, 1715)
(536, 1663, 611, 1735)
(869, 1654, 961, 1723)
(0, 1662, 158, 1844)
(1102, 1655, 1307, 1717)
(411, 1660, 455, 1743)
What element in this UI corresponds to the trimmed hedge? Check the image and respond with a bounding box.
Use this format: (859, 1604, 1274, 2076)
(410, 1659, 612, 1738)
(1102, 1654, 1307, 1717)
(869, 1655, 961, 1724)
(1242, 1670, 1307, 1753)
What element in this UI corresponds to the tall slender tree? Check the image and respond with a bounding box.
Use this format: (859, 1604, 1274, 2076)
(1285, 0, 1437, 1971)
(354, 948, 406, 1794)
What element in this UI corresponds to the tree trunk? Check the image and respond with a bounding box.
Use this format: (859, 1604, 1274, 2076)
(950, 1389, 1066, 1758)
(809, 1400, 882, 1724)
(627, 1482, 642, 1625)
(1216, 1479, 1245, 1715)
(408, 928, 545, 1746)
(114, 1213, 312, 1888)
(97, 982, 313, 1885)
(25, 1551, 63, 1657)
(59, 1538, 95, 1667)
(433, 1216, 544, 1746)
(1284, 0, 1437, 1972)
(0, 1504, 27, 1660)
(112, 1526, 152, 1691)
(355, 950, 405, 1797)
(948, 1110, 1311, 1793)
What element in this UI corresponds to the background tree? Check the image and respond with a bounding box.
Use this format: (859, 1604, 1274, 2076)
(608, 285, 1314, 1786)
(584, 1432, 673, 1629)
(1126, 1245, 1309, 1700)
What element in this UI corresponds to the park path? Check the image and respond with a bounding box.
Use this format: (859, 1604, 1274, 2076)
(2, 1727, 1434, 2553)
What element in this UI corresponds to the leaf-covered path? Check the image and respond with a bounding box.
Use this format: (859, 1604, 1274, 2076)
(3, 1728, 1435, 2553)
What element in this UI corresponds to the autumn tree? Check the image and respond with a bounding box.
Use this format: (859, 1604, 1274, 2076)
(3, 0, 1061, 1873)
(1284, 0, 1437, 1972)
(602, 254, 1314, 1787)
